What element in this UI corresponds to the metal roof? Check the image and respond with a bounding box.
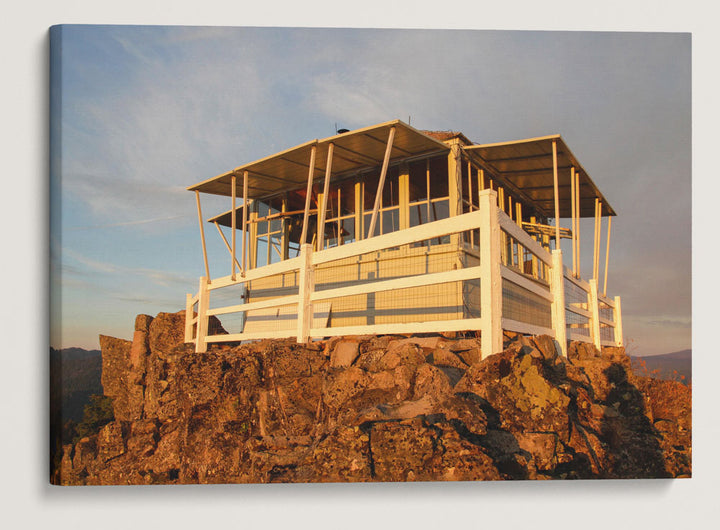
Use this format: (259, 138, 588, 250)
(192, 121, 616, 227)
(188, 119, 450, 200)
(464, 135, 616, 218)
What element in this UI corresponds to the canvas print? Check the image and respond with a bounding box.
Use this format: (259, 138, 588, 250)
(49, 25, 691, 485)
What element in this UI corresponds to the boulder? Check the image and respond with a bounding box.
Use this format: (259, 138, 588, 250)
(330, 340, 359, 368)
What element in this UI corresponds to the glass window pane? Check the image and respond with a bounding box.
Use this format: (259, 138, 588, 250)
(409, 202, 428, 227)
(363, 173, 380, 211)
(429, 156, 449, 199)
(408, 160, 429, 202)
(337, 178, 357, 216)
(363, 212, 374, 239)
(323, 221, 339, 248)
(382, 168, 399, 207)
(382, 207, 400, 234)
(257, 202, 270, 217)
(430, 199, 449, 222)
(341, 217, 355, 244)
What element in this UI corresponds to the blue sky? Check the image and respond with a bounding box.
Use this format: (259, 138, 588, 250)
(50, 25, 690, 355)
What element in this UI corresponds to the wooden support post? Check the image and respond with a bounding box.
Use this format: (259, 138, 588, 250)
(242, 171, 248, 275)
(530, 215, 539, 279)
(497, 187, 507, 265)
(589, 278, 601, 350)
(592, 198, 598, 279)
(296, 243, 315, 343)
(317, 142, 334, 251)
(399, 162, 410, 230)
(426, 159, 431, 224)
(367, 126, 396, 238)
(552, 140, 561, 249)
(479, 168, 485, 191)
(185, 293, 194, 343)
(570, 167, 576, 277)
(593, 199, 602, 280)
(515, 202, 523, 270)
(231, 175, 237, 281)
(613, 296, 623, 347)
(194, 190, 211, 283)
(575, 171, 581, 279)
(196, 276, 209, 353)
(355, 179, 362, 240)
(281, 195, 289, 260)
(315, 192, 324, 245)
(467, 160, 473, 210)
(249, 202, 258, 269)
(478, 189, 502, 358)
(603, 216, 612, 295)
(300, 145, 317, 246)
(214, 222, 242, 271)
(550, 249, 567, 357)
(447, 141, 463, 218)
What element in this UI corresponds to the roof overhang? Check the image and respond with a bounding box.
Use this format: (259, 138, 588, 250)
(188, 119, 450, 201)
(464, 135, 616, 218)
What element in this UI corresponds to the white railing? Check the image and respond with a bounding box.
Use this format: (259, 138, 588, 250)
(186, 189, 623, 357)
(563, 269, 623, 348)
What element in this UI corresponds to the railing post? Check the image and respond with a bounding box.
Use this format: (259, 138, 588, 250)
(613, 295, 623, 347)
(589, 278, 601, 350)
(550, 250, 567, 357)
(296, 243, 315, 343)
(196, 276, 209, 353)
(478, 189, 502, 358)
(185, 292, 194, 343)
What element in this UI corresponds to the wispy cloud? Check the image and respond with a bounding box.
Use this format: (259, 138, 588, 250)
(62, 248, 196, 288)
(66, 214, 186, 231)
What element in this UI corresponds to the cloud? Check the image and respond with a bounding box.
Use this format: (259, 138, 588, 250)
(62, 248, 196, 288)
(60, 27, 269, 225)
(66, 214, 186, 231)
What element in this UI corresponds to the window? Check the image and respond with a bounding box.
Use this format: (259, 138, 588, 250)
(321, 177, 357, 249)
(362, 167, 400, 238)
(254, 201, 283, 265)
(408, 156, 449, 245)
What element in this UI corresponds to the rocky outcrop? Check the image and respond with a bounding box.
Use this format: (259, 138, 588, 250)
(58, 313, 691, 485)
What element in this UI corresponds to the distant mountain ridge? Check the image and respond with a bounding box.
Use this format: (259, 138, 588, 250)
(50, 347, 103, 476)
(630, 349, 691, 384)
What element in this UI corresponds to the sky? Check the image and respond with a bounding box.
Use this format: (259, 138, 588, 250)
(49, 25, 691, 356)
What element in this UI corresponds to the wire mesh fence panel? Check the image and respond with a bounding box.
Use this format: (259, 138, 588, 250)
(566, 309, 591, 338)
(321, 281, 466, 327)
(501, 279, 552, 328)
(564, 277, 589, 306)
(207, 282, 247, 310)
(246, 271, 300, 302)
(240, 302, 305, 335)
(315, 240, 467, 328)
(212, 312, 246, 335)
(600, 324, 615, 342)
(599, 301, 614, 322)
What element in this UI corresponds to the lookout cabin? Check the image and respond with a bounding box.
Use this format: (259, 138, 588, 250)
(185, 119, 622, 357)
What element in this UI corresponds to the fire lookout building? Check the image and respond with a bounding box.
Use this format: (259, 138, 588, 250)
(185, 119, 622, 357)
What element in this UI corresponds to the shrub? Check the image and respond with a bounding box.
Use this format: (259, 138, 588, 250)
(73, 395, 114, 442)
